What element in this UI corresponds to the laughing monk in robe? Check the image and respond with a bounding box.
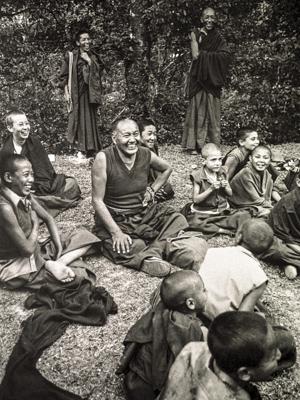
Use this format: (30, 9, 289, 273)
(229, 145, 275, 217)
(92, 118, 208, 277)
(182, 7, 231, 154)
(0, 110, 81, 217)
(0, 154, 100, 290)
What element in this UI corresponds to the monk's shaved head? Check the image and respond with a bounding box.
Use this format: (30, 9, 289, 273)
(201, 143, 221, 159)
(112, 118, 139, 136)
(238, 218, 274, 254)
(160, 270, 205, 310)
(202, 7, 216, 17)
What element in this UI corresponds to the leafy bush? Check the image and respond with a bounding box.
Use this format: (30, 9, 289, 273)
(0, 0, 298, 151)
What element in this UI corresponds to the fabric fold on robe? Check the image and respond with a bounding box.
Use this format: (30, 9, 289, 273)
(0, 278, 118, 400)
(188, 29, 230, 99)
(268, 187, 300, 244)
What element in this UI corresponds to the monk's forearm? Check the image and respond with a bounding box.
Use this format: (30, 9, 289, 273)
(151, 167, 172, 193)
(193, 187, 214, 204)
(93, 199, 122, 235)
(21, 222, 39, 257)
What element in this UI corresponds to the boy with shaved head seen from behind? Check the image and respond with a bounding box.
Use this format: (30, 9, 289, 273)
(119, 270, 207, 400)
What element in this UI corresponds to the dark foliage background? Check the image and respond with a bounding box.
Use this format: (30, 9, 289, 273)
(0, 0, 299, 151)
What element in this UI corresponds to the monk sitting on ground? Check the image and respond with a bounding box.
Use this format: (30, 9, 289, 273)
(92, 118, 208, 277)
(0, 154, 99, 290)
(230, 145, 276, 216)
(119, 270, 207, 400)
(0, 110, 81, 216)
(260, 173, 300, 280)
(138, 118, 174, 202)
(181, 143, 252, 236)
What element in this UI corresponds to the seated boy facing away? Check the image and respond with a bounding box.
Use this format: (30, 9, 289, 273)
(160, 311, 296, 400)
(230, 145, 278, 216)
(118, 270, 207, 400)
(181, 143, 252, 236)
(261, 173, 300, 280)
(138, 118, 175, 202)
(0, 154, 100, 290)
(0, 110, 81, 216)
(223, 127, 260, 181)
(199, 218, 273, 321)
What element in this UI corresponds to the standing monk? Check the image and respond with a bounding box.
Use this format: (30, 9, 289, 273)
(58, 28, 104, 158)
(182, 7, 230, 155)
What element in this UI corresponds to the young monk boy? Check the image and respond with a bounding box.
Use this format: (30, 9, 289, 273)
(0, 154, 100, 289)
(184, 143, 232, 215)
(223, 127, 260, 180)
(119, 270, 207, 400)
(161, 311, 295, 400)
(0, 110, 81, 216)
(138, 118, 174, 202)
(230, 145, 277, 216)
(181, 143, 252, 235)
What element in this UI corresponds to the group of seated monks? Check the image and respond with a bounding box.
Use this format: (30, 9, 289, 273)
(0, 111, 298, 399)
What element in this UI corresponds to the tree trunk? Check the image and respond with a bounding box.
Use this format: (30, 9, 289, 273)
(124, 0, 151, 118)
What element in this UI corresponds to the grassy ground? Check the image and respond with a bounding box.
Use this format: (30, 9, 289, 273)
(0, 143, 300, 399)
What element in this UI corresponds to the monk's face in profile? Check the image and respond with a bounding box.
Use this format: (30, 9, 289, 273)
(113, 119, 141, 157)
(201, 8, 216, 31)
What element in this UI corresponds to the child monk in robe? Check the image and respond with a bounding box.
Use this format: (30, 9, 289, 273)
(117, 270, 207, 400)
(160, 311, 296, 400)
(0, 154, 100, 290)
(229, 145, 277, 216)
(181, 143, 252, 236)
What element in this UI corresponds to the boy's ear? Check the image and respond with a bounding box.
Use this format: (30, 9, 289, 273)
(3, 172, 13, 184)
(296, 178, 300, 188)
(185, 297, 195, 311)
(112, 132, 117, 145)
(237, 366, 251, 382)
(7, 125, 14, 134)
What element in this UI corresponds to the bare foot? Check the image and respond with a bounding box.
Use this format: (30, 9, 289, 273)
(45, 260, 75, 283)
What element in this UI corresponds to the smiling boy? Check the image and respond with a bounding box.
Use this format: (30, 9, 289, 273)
(138, 118, 174, 202)
(0, 154, 99, 289)
(229, 145, 275, 215)
(0, 110, 81, 216)
(223, 127, 260, 180)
